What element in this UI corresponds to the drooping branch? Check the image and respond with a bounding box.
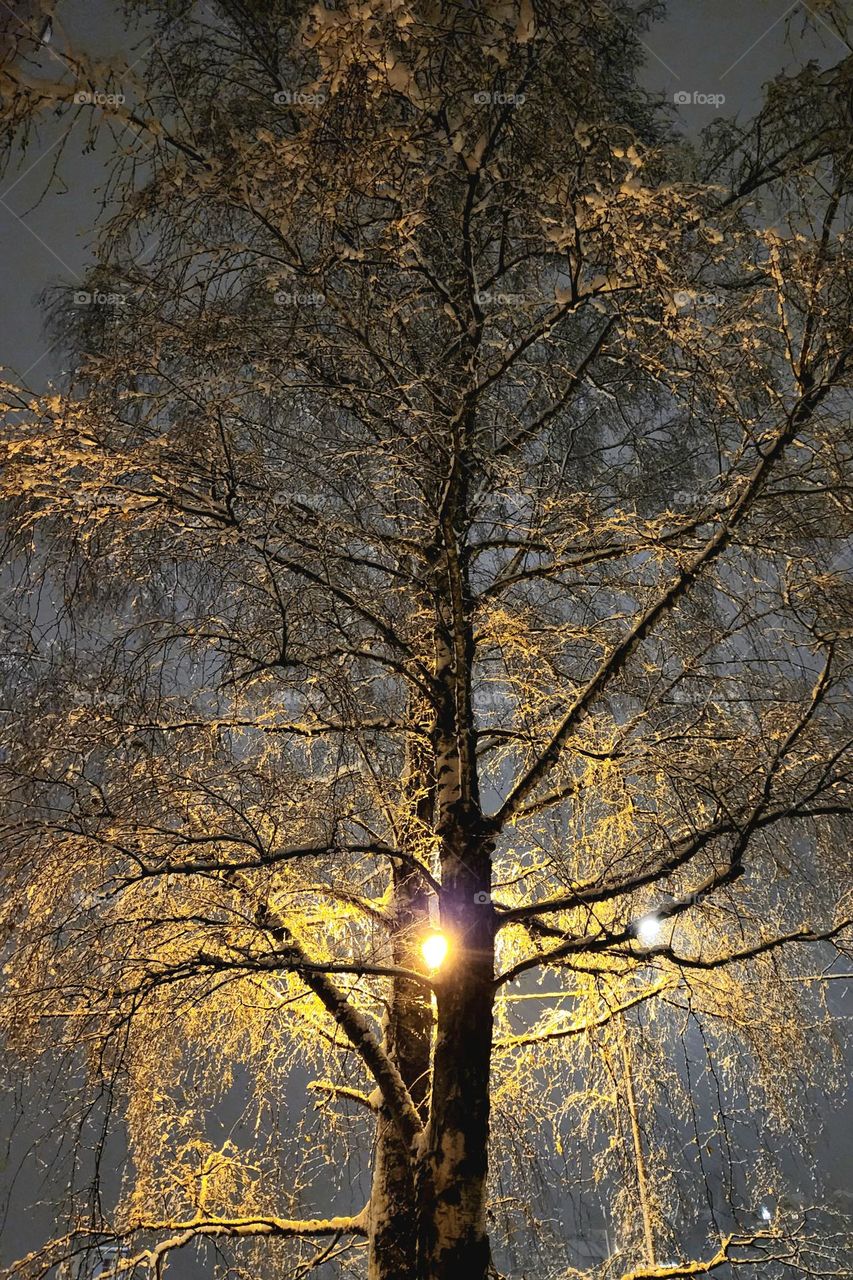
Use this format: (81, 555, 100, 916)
(493, 978, 676, 1050)
(250, 919, 427, 1158)
(308, 1080, 379, 1112)
(115, 840, 440, 896)
(109, 928, 427, 1159)
(616, 1226, 799, 1278)
(496, 797, 849, 926)
(4, 1212, 369, 1280)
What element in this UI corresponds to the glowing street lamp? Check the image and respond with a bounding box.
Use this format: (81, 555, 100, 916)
(421, 931, 449, 970)
(633, 913, 664, 949)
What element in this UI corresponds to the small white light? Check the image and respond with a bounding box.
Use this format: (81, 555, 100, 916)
(634, 913, 664, 949)
(759, 1205, 772, 1223)
(421, 932, 449, 970)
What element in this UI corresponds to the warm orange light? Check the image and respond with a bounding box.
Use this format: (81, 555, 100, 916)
(421, 931, 449, 970)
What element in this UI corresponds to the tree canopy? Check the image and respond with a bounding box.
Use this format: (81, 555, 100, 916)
(0, 3, 852, 1279)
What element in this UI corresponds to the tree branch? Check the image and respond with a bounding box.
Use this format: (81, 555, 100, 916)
(6, 1212, 369, 1280)
(308, 1080, 379, 1112)
(495, 797, 847, 926)
(617, 1227, 793, 1278)
(488, 383, 839, 831)
(493, 978, 675, 1050)
(639, 919, 853, 971)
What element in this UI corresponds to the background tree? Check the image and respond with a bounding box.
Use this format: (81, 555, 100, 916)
(1, 2, 852, 1278)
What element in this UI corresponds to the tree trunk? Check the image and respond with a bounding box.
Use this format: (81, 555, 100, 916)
(417, 847, 495, 1280)
(368, 868, 432, 1280)
(413, 503, 494, 1278)
(369, 1096, 420, 1280)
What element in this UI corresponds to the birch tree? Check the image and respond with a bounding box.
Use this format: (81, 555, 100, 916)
(1, 2, 852, 1279)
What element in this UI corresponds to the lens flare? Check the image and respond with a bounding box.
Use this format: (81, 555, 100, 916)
(634, 913, 664, 949)
(421, 931, 449, 970)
